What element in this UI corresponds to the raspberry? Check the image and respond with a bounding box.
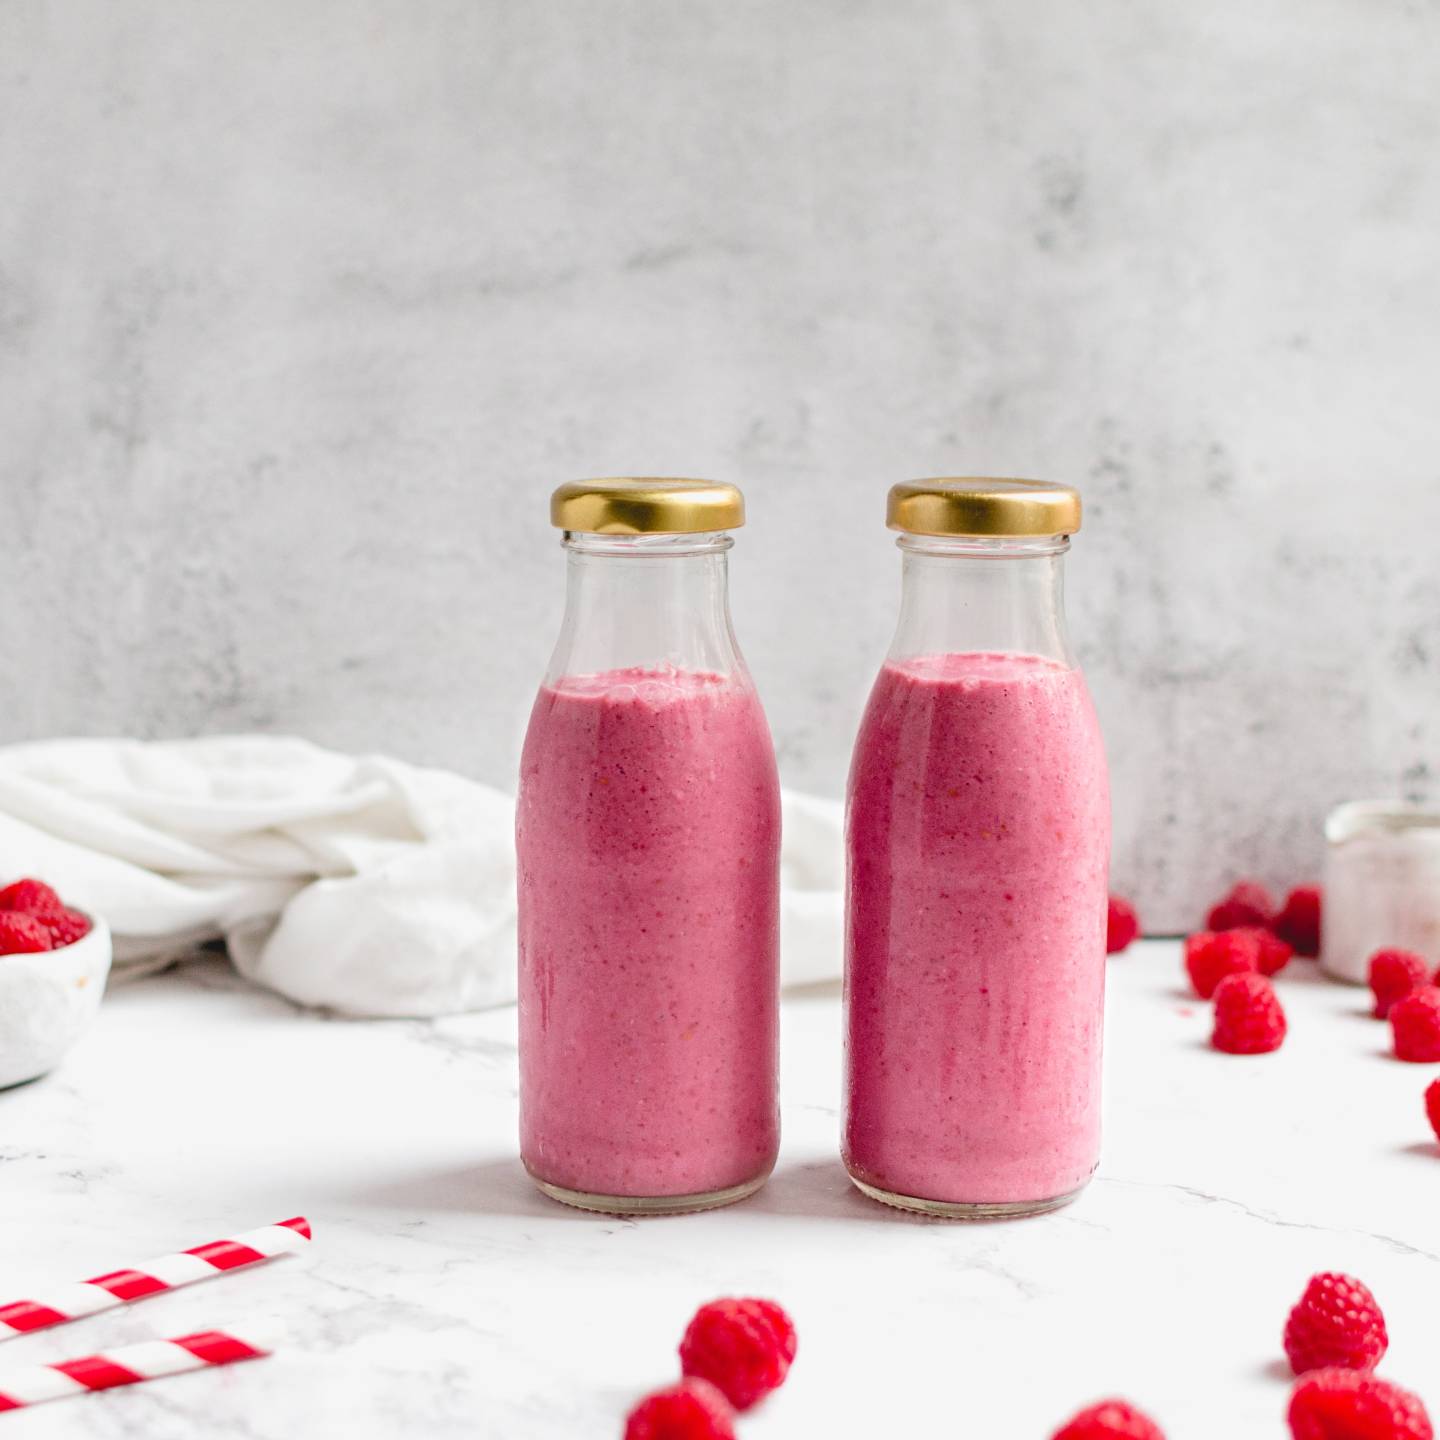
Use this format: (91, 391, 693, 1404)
(1284, 1273, 1389, 1375)
(1426, 1079, 1440, 1145)
(1107, 895, 1141, 954)
(624, 1379, 735, 1440)
(36, 907, 91, 948)
(1274, 885, 1323, 958)
(1185, 930, 1259, 998)
(1206, 879, 1277, 932)
(679, 1298, 795, 1411)
(0, 877, 63, 915)
(1369, 950, 1431, 1019)
(0, 913, 55, 955)
(1051, 1398, 1166, 1440)
(1239, 926, 1295, 977)
(1212, 972, 1287, 1054)
(1288, 1368, 1433, 1440)
(1391, 986, 1440, 1062)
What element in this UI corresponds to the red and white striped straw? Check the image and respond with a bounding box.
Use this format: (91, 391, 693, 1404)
(0, 1218, 310, 1340)
(0, 1324, 274, 1412)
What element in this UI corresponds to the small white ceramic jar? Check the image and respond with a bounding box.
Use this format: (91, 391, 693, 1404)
(1322, 802, 1440, 984)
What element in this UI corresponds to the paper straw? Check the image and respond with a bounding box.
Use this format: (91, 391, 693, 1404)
(0, 1323, 275, 1412)
(0, 1219, 310, 1340)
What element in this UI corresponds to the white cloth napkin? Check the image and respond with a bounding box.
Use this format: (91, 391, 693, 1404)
(0, 737, 843, 1017)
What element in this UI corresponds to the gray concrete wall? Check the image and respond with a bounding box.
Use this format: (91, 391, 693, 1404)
(3, 0, 1438, 930)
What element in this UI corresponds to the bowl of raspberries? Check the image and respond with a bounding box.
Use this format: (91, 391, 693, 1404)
(0, 877, 111, 1089)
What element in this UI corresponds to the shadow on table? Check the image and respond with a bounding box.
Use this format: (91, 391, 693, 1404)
(343, 1156, 579, 1220)
(741, 1159, 908, 1223)
(742, 1160, 1013, 1225)
(1397, 1140, 1440, 1160)
(344, 1155, 1039, 1226)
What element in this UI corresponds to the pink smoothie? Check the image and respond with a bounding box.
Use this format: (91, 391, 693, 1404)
(517, 665, 781, 1199)
(843, 651, 1109, 1206)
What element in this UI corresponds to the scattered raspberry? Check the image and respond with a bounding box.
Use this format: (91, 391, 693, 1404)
(1206, 879, 1277, 932)
(1051, 1398, 1166, 1440)
(1185, 930, 1259, 998)
(0, 913, 55, 955)
(1284, 1273, 1389, 1375)
(1426, 1079, 1440, 1146)
(1391, 986, 1440, 1063)
(0, 877, 63, 915)
(1369, 950, 1431, 1019)
(0, 879, 90, 949)
(1274, 885, 1323, 958)
(35, 907, 91, 948)
(1288, 1368, 1433, 1440)
(679, 1298, 795, 1411)
(624, 1379, 736, 1440)
(1107, 896, 1141, 954)
(1239, 926, 1295, 977)
(1212, 971, 1287, 1054)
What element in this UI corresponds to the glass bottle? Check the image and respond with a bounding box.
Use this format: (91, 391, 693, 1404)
(517, 478, 781, 1214)
(1322, 801, 1440, 983)
(843, 478, 1110, 1218)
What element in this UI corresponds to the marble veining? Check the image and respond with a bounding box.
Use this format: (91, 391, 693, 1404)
(0, 947, 1434, 1437)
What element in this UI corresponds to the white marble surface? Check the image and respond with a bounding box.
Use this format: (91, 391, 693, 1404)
(2, 944, 1435, 1437)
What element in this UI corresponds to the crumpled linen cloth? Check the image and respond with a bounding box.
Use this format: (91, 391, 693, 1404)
(0, 737, 843, 1017)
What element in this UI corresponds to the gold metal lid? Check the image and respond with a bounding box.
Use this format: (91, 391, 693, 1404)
(886, 478, 1081, 537)
(550, 478, 744, 534)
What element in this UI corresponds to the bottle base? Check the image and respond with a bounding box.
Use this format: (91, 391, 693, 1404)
(848, 1173, 1086, 1220)
(529, 1169, 771, 1217)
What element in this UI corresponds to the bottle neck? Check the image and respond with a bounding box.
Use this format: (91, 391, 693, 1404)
(888, 532, 1074, 666)
(544, 531, 746, 682)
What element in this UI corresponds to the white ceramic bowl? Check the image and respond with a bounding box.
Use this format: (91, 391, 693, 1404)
(0, 915, 112, 1089)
